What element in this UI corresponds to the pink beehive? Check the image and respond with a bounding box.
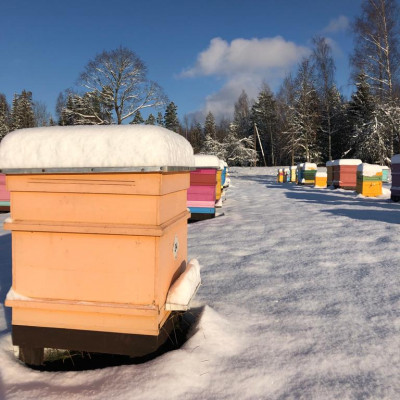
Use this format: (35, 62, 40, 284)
(0, 173, 10, 211)
(187, 155, 219, 220)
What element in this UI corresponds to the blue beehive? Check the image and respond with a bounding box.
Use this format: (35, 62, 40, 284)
(382, 166, 389, 183)
(297, 163, 304, 184)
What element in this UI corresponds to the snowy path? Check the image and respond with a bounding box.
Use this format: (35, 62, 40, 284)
(1, 167, 400, 399)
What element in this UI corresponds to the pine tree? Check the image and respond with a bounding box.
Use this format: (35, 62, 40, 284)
(201, 134, 226, 159)
(10, 90, 35, 130)
(347, 71, 389, 164)
(251, 84, 279, 166)
(156, 112, 164, 126)
(164, 102, 179, 132)
(329, 88, 350, 160)
(130, 110, 144, 124)
(233, 90, 252, 138)
(225, 123, 258, 166)
(0, 93, 10, 140)
(204, 111, 216, 138)
(188, 121, 204, 153)
(145, 113, 156, 125)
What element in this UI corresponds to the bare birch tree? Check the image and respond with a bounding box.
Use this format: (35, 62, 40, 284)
(351, 0, 400, 100)
(77, 47, 167, 124)
(292, 58, 321, 163)
(351, 0, 400, 153)
(312, 36, 336, 161)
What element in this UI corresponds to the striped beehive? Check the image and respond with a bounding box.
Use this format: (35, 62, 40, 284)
(0, 173, 10, 211)
(356, 164, 382, 197)
(302, 163, 317, 185)
(187, 154, 219, 218)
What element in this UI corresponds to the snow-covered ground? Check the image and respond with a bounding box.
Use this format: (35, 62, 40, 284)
(1, 167, 400, 399)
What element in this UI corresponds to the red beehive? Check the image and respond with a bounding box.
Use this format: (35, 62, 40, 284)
(332, 159, 362, 190)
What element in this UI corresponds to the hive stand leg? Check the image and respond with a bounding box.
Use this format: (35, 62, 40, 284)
(19, 346, 44, 366)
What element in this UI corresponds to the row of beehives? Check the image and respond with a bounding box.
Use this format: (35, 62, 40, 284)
(187, 154, 230, 220)
(0, 125, 230, 366)
(277, 158, 398, 198)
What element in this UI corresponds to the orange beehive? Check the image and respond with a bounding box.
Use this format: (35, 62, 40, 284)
(1, 125, 200, 365)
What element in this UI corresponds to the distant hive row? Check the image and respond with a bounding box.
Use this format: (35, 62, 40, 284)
(277, 157, 396, 198)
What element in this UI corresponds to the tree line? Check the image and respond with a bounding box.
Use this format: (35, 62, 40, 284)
(1, 0, 400, 166)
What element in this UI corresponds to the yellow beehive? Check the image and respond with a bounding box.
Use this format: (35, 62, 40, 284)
(356, 164, 382, 197)
(278, 168, 284, 183)
(216, 169, 222, 200)
(314, 171, 327, 188)
(290, 166, 297, 182)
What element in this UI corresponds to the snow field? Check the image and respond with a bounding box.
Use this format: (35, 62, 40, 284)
(0, 167, 400, 399)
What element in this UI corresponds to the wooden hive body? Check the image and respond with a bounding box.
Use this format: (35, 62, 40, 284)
(5, 171, 191, 360)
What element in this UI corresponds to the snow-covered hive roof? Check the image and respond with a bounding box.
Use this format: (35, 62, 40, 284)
(357, 163, 382, 176)
(194, 154, 220, 168)
(391, 154, 400, 165)
(303, 162, 317, 170)
(0, 125, 195, 171)
(336, 159, 362, 166)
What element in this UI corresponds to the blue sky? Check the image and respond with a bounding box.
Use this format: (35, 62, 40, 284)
(0, 0, 362, 122)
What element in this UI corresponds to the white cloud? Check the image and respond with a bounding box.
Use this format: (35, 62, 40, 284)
(181, 36, 310, 119)
(181, 37, 310, 78)
(324, 37, 344, 57)
(323, 16, 349, 33)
